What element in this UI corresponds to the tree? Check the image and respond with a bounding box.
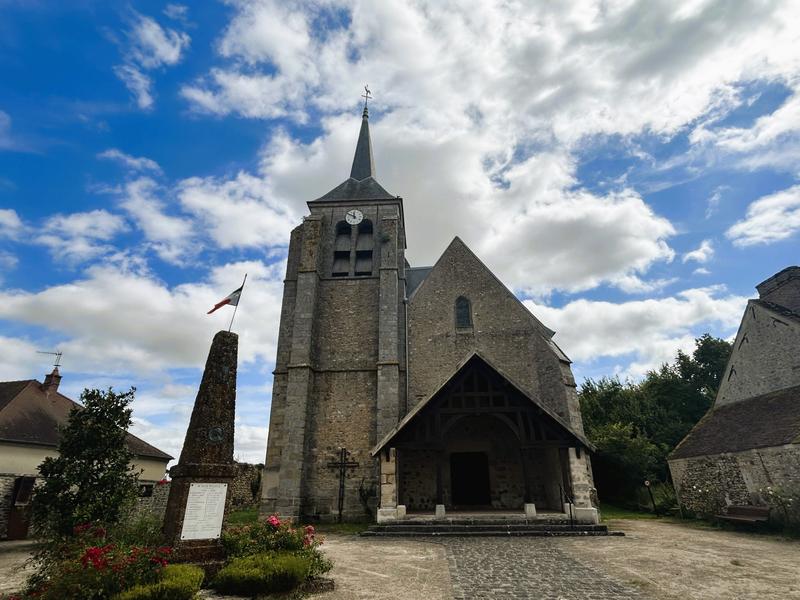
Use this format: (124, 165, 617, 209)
(579, 334, 733, 504)
(31, 387, 141, 537)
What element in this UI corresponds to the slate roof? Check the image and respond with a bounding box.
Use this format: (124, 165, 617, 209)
(669, 384, 800, 460)
(372, 352, 595, 456)
(350, 106, 376, 181)
(310, 105, 397, 202)
(310, 176, 396, 202)
(0, 379, 172, 461)
(406, 266, 432, 297)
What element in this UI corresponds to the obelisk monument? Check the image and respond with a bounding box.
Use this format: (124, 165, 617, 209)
(163, 330, 238, 563)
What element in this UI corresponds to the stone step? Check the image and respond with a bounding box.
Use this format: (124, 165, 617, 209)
(361, 529, 624, 538)
(367, 523, 609, 533)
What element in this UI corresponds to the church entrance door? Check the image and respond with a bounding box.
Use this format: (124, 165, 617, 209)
(450, 452, 491, 506)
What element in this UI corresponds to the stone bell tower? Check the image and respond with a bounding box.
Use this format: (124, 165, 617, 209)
(261, 98, 407, 521)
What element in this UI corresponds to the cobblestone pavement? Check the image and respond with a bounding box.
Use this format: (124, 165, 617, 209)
(440, 537, 644, 600)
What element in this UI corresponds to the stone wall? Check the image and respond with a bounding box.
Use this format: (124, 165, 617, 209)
(407, 237, 580, 427)
(302, 370, 378, 521)
(133, 480, 171, 522)
(0, 475, 14, 539)
(230, 463, 262, 507)
(716, 301, 800, 407)
(669, 443, 800, 512)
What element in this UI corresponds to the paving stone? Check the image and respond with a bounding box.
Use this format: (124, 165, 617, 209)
(438, 537, 644, 600)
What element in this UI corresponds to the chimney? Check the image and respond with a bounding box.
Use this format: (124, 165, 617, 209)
(42, 367, 61, 394)
(756, 266, 800, 313)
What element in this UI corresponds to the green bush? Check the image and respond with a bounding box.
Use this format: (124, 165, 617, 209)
(221, 515, 332, 578)
(213, 553, 310, 596)
(112, 564, 204, 600)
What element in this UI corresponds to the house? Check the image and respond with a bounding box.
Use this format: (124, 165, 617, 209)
(0, 367, 172, 539)
(669, 266, 800, 513)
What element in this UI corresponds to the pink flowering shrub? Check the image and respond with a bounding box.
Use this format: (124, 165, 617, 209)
(221, 514, 332, 578)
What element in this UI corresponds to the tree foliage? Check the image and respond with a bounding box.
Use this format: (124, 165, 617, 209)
(580, 334, 732, 503)
(31, 387, 142, 537)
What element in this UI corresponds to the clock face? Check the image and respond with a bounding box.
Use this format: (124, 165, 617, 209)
(345, 209, 364, 225)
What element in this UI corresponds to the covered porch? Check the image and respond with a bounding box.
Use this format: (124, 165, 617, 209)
(372, 354, 598, 524)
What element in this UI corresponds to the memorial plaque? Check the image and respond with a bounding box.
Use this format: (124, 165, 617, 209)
(180, 482, 228, 540)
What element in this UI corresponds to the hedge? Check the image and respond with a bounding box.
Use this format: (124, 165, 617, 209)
(212, 552, 310, 596)
(112, 564, 204, 600)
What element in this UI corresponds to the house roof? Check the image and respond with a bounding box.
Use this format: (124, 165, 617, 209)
(0, 379, 172, 461)
(669, 384, 800, 460)
(406, 266, 432, 297)
(372, 351, 595, 456)
(309, 104, 397, 203)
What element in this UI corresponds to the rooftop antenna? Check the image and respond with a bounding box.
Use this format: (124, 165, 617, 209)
(36, 350, 63, 368)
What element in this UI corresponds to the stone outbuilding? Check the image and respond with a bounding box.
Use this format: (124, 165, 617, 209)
(669, 266, 800, 513)
(0, 368, 172, 539)
(261, 101, 597, 524)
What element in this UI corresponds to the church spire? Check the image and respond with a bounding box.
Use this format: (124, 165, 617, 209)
(349, 85, 375, 181)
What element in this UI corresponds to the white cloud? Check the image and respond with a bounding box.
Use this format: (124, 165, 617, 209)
(726, 185, 800, 246)
(683, 239, 714, 263)
(0, 208, 24, 239)
(128, 13, 190, 69)
(0, 336, 41, 380)
(118, 177, 195, 263)
(178, 172, 298, 250)
(525, 285, 747, 379)
(163, 4, 189, 22)
(35, 209, 127, 263)
(114, 12, 190, 109)
(114, 65, 154, 110)
(693, 267, 711, 276)
(691, 89, 800, 174)
(98, 148, 162, 173)
(0, 259, 284, 377)
(177, 0, 800, 293)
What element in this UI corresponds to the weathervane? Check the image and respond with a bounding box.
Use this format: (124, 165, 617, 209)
(361, 84, 372, 112)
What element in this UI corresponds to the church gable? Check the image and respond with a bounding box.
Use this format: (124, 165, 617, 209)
(716, 299, 800, 407)
(407, 237, 572, 418)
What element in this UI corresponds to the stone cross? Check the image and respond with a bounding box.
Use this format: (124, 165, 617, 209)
(327, 448, 359, 523)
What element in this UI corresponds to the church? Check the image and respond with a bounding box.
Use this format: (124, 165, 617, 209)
(261, 100, 598, 524)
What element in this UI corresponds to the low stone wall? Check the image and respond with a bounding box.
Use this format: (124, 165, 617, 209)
(669, 443, 800, 513)
(0, 475, 16, 539)
(133, 480, 171, 522)
(230, 462, 262, 508)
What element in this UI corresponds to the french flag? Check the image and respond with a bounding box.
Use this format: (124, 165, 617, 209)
(207, 285, 244, 314)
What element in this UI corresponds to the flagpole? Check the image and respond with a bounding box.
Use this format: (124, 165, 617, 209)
(228, 273, 247, 333)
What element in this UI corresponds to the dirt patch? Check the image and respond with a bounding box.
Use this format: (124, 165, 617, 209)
(316, 535, 452, 600)
(559, 519, 800, 600)
(0, 541, 36, 596)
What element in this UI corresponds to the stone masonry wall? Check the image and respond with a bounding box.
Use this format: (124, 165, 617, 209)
(669, 443, 800, 512)
(407, 238, 580, 428)
(302, 370, 378, 521)
(716, 301, 800, 406)
(0, 475, 14, 539)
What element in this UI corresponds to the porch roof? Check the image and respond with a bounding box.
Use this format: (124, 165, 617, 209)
(371, 351, 595, 456)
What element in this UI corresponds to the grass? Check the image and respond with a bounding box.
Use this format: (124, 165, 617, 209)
(599, 504, 661, 521)
(225, 507, 369, 535)
(227, 506, 259, 526)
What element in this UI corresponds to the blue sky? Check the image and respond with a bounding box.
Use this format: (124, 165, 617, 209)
(1, 1, 798, 463)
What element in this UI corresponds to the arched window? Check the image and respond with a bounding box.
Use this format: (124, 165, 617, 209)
(455, 296, 472, 328)
(332, 221, 351, 277)
(354, 219, 374, 276)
